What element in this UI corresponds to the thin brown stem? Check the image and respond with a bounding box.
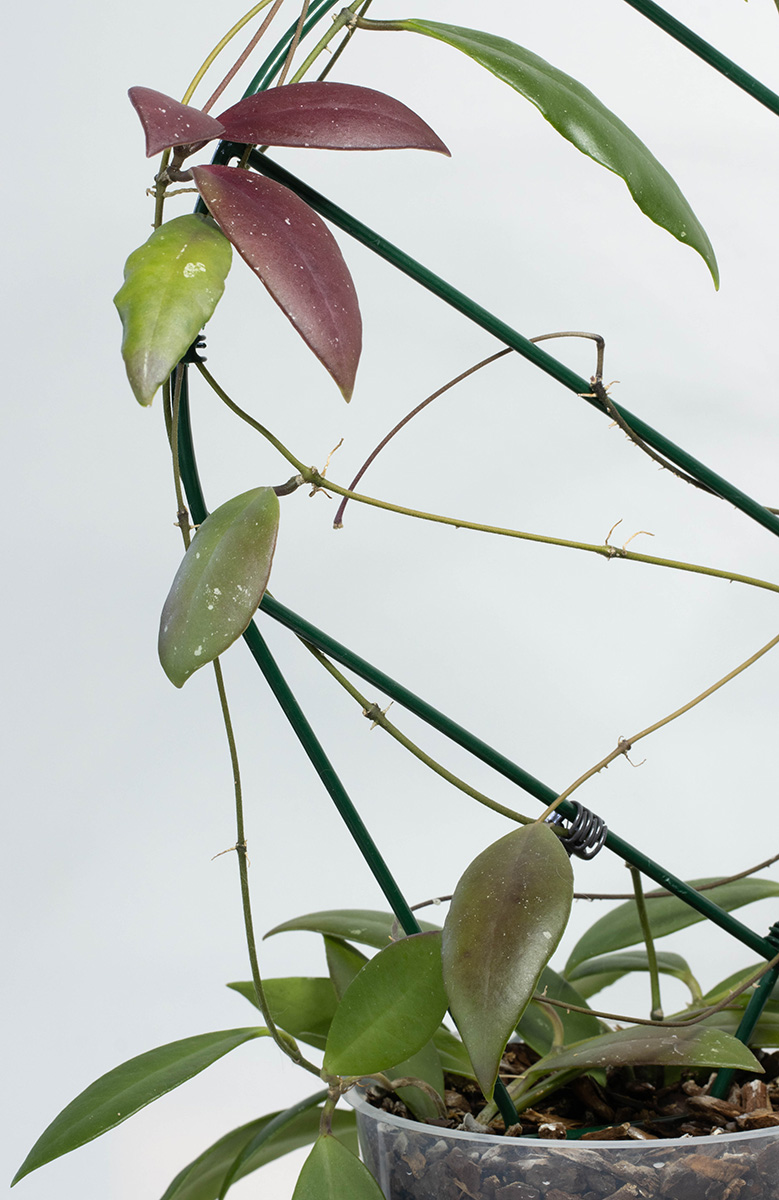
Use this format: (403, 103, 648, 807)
(276, 0, 310, 86)
(574, 851, 779, 901)
(201, 0, 285, 113)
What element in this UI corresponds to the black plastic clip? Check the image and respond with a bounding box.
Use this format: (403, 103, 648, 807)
(183, 333, 207, 364)
(547, 801, 608, 861)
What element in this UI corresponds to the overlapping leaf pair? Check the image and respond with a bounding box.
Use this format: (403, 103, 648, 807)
(118, 82, 449, 405)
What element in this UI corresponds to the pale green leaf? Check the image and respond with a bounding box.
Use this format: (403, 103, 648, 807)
(114, 214, 231, 405)
(292, 1136, 384, 1200)
(516, 966, 603, 1056)
(527, 1023, 762, 1079)
(227, 977, 337, 1050)
(265, 909, 439, 948)
(442, 822, 573, 1099)
(568, 950, 701, 1002)
(323, 932, 447, 1076)
(159, 487, 279, 687)
(401, 20, 718, 286)
(323, 937, 368, 1000)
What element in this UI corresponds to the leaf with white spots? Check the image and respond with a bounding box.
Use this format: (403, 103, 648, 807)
(192, 166, 361, 400)
(159, 487, 279, 687)
(128, 87, 225, 157)
(114, 214, 231, 406)
(441, 822, 573, 1099)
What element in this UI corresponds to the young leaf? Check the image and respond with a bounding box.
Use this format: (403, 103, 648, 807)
(158, 487, 279, 687)
(114, 214, 231, 406)
(192, 166, 361, 400)
(399, 21, 718, 287)
(265, 908, 439, 948)
(158, 1103, 357, 1200)
(217, 82, 449, 154)
(227, 977, 338, 1049)
(568, 950, 701, 1002)
(292, 1135, 384, 1200)
(12, 1029, 268, 1186)
(323, 931, 447, 1076)
(128, 87, 225, 157)
(442, 822, 573, 1099)
(565, 878, 779, 973)
(516, 966, 603, 1056)
(525, 1023, 762, 1079)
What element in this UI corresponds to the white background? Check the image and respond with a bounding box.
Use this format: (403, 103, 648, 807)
(6, 1, 779, 1196)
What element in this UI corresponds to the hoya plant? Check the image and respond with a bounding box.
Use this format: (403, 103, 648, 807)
(13, 1, 779, 1198)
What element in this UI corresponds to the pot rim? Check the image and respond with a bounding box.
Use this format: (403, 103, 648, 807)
(347, 1084, 779, 1151)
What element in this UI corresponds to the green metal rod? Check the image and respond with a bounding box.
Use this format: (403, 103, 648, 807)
(620, 0, 779, 118)
(245, 150, 779, 543)
(259, 592, 778, 963)
(710, 922, 779, 1098)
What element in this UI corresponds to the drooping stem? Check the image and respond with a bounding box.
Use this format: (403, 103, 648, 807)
(194, 361, 307, 472)
(200, 0, 286, 113)
(629, 865, 663, 1020)
(574, 851, 779, 901)
(181, 0, 280, 107)
(212, 657, 319, 1075)
(537, 628, 779, 822)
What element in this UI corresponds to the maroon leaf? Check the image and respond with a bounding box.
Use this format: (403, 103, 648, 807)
(129, 87, 225, 157)
(217, 81, 450, 154)
(192, 165, 361, 400)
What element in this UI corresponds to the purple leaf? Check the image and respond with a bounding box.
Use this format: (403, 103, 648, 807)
(217, 81, 449, 154)
(129, 87, 225, 157)
(192, 165, 361, 400)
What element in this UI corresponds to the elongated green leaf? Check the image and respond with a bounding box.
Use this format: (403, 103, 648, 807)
(114, 214, 231, 406)
(526, 1023, 761, 1079)
(293, 1135, 384, 1200)
(265, 909, 439, 948)
(569, 950, 701, 1003)
(433, 1025, 475, 1079)
(516, 966, 603, 1056)
(693, 1009, 779, 1046)
(159, 1102, 357, 1200)
(323, 937, 368, 999)
(699, 963, 779, 1008)
(159, 487, 279, 687)
(442, 822, 573, 1099)
(566, 879, 779, 973)
(389, 1040, 445, 1121)
(400, 20, 718, 286)
(13, 1028, 267, 1186)
(323, 932, 447, 1075)
(227, 977, 337, 1050)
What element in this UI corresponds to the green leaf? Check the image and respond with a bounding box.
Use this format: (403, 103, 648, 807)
(565, 879, 779, 973)
(13, 1028, 268, 1186)
(389, 1040, 445, 1121)
(568, 950, 701, 1003)
(694, 1009, 779, 1047)
(158, 487, 279, 687)
(526, 1023, 762, 1079)
(400, 20, 718, 287)
(323, 937, 368, 1000)
(158, 1100, 357, 1200)
(265, 909, 439, 949)
(432, 1024, 475, 1079)
(227, 977, 337, 1050)
(292, 1135, 384, 1200)
(114, 214, 231, 405)
(442, 822, 573, 1099)
(516, 966, 603, 1056)
(323, 931, 448, 1076)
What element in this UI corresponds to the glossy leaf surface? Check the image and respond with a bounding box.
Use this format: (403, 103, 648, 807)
(13, 1029, 267, 1185)
(401, 21, 718, 286)
(442, 822, 573, 1099)
(192, 166, 361, 399)
(292, 1135, 384, 1200)
(566, 878, 779, 973)
(218, 82, 449, 153)
(159, 1105, 357, 1200)
(228, 977, 337, 1050)
(694, 1009, 779, 1046)
(128, 87, 225, 157)
(266, 909, 439, 948)
(114, 214, 232, 406)
(526, 1023, 762, 1079)
(159, 487, 279, 687)
(323, 932, 447, 1075)
(568, 950, 701, 1002)
(516, 966, 602, 1056)
(433, 1025, 475, 1079)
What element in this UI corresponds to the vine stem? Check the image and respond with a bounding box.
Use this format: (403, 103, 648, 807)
(629, 866, 663, 1020)
(276, 0, 311, 86)
(211, 656, 319, 1075)
(536, 629, 779, 823)
(201, 0, 286, 114)
(289, 0, 365, 83)
(181, 0, 280, 106)
(574, 851, 779, 901)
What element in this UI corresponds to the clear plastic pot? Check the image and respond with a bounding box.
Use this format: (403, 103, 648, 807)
(350, 1088, 779, 1199)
